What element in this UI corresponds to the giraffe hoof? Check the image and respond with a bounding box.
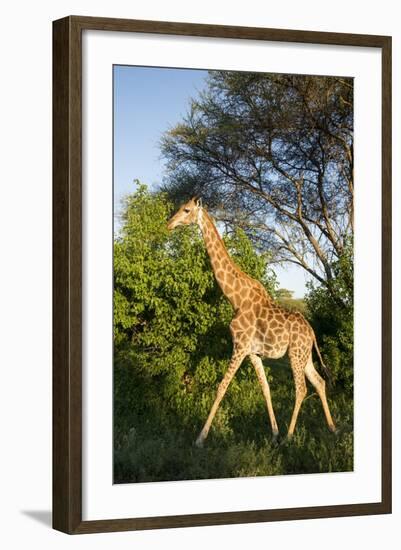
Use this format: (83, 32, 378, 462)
(195, 436, 205, 448)
(272, 431, 279, 443)
(277, 434, 291, 447)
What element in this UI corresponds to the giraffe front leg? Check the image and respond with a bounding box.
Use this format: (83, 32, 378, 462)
(249, 354, 279, 438)
(195, 347, 246, 447)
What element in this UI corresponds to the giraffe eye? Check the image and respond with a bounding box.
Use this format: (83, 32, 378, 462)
(184, 208, 190, 213)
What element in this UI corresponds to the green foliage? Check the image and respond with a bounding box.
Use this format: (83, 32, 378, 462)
(114, 184, 353, 483)
(306, 240, 354, 393)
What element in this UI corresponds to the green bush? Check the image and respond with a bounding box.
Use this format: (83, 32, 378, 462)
(305, 241, 354, 394)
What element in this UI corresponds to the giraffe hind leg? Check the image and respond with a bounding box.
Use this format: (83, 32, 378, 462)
(287, 349, 308, 438)
(304, 356, 336, 432)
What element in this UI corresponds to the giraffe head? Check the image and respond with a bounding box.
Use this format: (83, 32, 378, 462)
(167, 197, 202, 231)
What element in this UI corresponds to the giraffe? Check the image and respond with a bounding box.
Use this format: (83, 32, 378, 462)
(167, 197, 336, 446)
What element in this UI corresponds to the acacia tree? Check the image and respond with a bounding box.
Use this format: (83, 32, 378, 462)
(161, 71, 353, 303)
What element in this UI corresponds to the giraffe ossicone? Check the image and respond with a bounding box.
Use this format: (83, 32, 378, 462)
(167, 197, 336, 444)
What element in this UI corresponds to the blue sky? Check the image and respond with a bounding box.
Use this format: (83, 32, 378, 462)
(113, 65, 309, 297)
(114, 65, 207, 204)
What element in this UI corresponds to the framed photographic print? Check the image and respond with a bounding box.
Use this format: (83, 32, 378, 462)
(52, 16, 392, 534)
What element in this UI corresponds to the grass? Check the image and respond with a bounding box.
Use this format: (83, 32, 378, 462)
(114, 355, 353, 484)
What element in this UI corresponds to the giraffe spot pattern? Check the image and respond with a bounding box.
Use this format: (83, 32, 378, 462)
(187, 205, 337, 440)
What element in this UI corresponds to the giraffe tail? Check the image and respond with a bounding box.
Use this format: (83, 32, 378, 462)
(313, 336, 333, 387)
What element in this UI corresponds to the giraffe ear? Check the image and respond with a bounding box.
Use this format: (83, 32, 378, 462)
(192, 196, 202, 207)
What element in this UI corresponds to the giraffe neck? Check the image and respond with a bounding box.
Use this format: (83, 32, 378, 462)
(198, 208, 260, 309)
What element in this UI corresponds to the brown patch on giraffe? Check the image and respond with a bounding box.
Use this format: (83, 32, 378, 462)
(255, 317, 266, 329)
(267, 330, 275, 341)
(250, 289, 260, 301)
(240, 285, 250, 296)
(238, 331, 250, 343)
(225, 287, 235, 299)
(260, 308, 268, 319)
(231, 279, 240, 292)
(240, 315, 251, 329)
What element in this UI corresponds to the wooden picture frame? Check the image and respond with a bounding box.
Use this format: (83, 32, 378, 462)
(53, 15, 392, 534)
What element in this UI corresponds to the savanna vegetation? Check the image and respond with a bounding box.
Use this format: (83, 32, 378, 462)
(113, 187, 353, 483)
(114, 71, 354, 483)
